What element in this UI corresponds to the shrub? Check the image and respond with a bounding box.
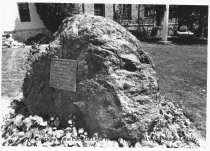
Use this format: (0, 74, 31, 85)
(35, 3, 82, 33)
(25, 33, 53, 45)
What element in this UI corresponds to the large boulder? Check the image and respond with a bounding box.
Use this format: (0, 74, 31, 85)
(23, 14, 160, 140)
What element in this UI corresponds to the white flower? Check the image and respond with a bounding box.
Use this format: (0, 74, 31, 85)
(134, 142, 142, 148)
(14, 114, 24, 125)
(40, 121, 48, 126)
(68, 120, 72, 125)
(54, 130, 64, 138)
(84, 132, 88, 136)
(78, 128, 84, 134)
(54, 119, 60, 127)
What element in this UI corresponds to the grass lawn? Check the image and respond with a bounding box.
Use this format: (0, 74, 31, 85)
(143, 43, 207, 138)
(1, 43, 207, 139)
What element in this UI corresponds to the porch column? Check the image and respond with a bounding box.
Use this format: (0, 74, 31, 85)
(161, 4, 169, 43)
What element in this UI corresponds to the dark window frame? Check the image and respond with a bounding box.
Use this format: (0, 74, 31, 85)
(94, 4, 105, 17)
(18, 3, 31, 22)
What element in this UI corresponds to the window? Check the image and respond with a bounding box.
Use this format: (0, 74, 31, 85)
(144, 6, 154, 18)
(94, 4, 105, 17)
(18, 3, 31, 22)
(122, 4, 132, 20)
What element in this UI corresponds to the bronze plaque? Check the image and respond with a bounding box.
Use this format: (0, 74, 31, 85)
(49, 58, 77, 92)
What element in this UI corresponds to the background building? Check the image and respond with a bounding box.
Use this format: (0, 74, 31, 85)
(2, 2, 49, 41)
(2, 2, 178, 41)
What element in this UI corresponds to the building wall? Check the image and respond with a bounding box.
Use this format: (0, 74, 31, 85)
(131, 4, 139, 23)
(139, 5, 145, 19)
(2, 2, 49, 41)
(84, 4, 114, 19)
(84, 4, 94, 15)
(82, 4, 151, 24)
(2, 2, 178, 41)
(105, 4, 114, 19)
(113, 4, 142, 23)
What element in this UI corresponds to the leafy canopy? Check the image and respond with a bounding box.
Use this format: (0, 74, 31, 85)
(35, 3, 82, 33)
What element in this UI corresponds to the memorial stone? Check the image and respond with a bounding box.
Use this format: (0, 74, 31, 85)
(23, 14, 160, 140)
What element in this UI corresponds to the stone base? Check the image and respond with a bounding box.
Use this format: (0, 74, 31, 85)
(157, 40, 172, 45)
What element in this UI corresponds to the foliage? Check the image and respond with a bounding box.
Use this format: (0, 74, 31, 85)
(170, 5, 208, 37)
(1, 99, 119, 147)
(154, 5, 166, 27)
(1, 112, 112, 147)
(148, 97, 201, 148)
(143, 5, 165, 27)
(1, 96, 203, 148)
(113, 4, 129, 23)
(35, 3, 82, 33)
(25, 33, 53, 45)
(148, 5, 208, 38)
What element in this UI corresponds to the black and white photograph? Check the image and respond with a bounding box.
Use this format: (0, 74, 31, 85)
(0, 0, 209, 149)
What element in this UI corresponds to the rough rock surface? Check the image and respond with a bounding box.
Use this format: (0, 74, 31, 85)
(23, 14, 160, 140)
